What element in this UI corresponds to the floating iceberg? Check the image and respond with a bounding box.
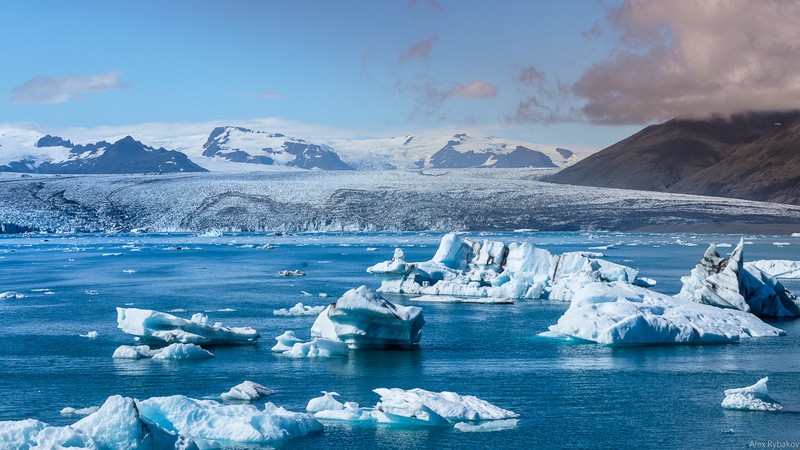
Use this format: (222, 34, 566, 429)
(310, 286, 424, 349)
(282, 338, 350, 358)
(116, 307, 260, 344)
(278, 269, 305, 276)
(677, 240, 800, 317)
(721, 377, 782, 411)
(137, 395, 323, 445)
(454, 419, 519, 432)
(80, 331, 99, 339)
(750, 260, 800, 279)
(368, 233, 652, 301)
(220, 381, 275, 402)
(544, 283, 785, 345)
(0, 291, 25, 300)
(271, 330, 304, 352)
(305, 388, 517, 428)
(273, 302, 327, 316)
(112, 343, 214, 360)
(1, 394, 321, 449)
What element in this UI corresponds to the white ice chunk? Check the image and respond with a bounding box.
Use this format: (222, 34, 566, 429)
(545, 283, 786, 345)
(0, 291, 25, 299)
(721, 377, 782, 411)
(273, 302, 327, 316)
(113, 345, 156, 359)
(454, 419, 519, 432)
(271, 330, 304, 352)
(60, 406, 100, 417)
(750, 260, 800, 279)
(310, 286, 424, 349)
(373, 388, 518, 422)
(116, 307, 260, 344)
(220, 381, 275, 402)
(80, 331, 99, 339)
(113, 343, 214, 360)
(282, 338, 350, 358)
(137, 395, 322, 444)
(306, 391, 345, 413)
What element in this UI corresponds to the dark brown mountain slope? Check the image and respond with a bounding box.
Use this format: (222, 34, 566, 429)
(548, 111, 800, 205)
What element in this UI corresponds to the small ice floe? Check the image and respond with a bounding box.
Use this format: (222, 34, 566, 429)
(721, 377, 782, 411)
(168, 308, 187, 313)
(116, 307, 260, 344)
(216, 308, 236, 312)
(60, 406, 100, 417)
(305, 388, 518, 429)
(238, 244, 255, 249)
(85, 290, 99, 295)
(366, 247, 379, 252)
(257, 244, 274, 250)
(197, 230, 222, 238)
(278, 269, 306, 277)
(80, 331, 99, 339)
(674, 239, 698, 247)
(454, 419, 519, 432)
(273, 303, 327, 317)
(220, 381, 275, 402)
(0, 291, 25, 300)
(122, 269, 137, 273)
(112, 343, 214, 360)
(717, 243, 733, 248)
(102, 253, 123, 257)
(588, 245, 615, 250)
(310, 286, 424, 349)
(301, 291, 313, 297)
(773, 242, 790, 247)
(271, 331, 304, 352)
(318, 293, 328, 298)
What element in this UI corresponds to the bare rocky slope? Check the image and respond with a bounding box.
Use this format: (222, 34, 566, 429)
(548, 111, 800, 205)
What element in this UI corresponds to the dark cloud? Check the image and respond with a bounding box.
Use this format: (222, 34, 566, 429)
(397, 78, 498, 120)
(400, 35, 437, 63)
(575, 0, 800, 124)
(517, 66, 546, 86)
(11, 72, 130, 104)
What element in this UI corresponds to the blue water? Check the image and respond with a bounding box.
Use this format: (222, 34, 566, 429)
(1, 231, 799, 449)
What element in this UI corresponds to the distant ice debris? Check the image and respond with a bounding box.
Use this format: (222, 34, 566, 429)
(220, 381, 275, 402)
(122, 269, 137, 273)
(112, 343, 214, 360)
(116, 307, 260, 344)
(102, 252, 123, 256)
(366, 247, 378, 251)
(544, 283, 785, 345)
(773, 242, 790, 246)
(197, 230, 222, 237)
(454, 419, 519, 432)
(80, 331, 99, 339)
(368, 233, 653, 302)
(305, 388, 517, 429)
(750, 260, 800, 279)
(301, 291, 313, 297)
(721, 377, 782, 411)
(273, 302, 327, 316)
(60, 406, 100, 417)
(85, 289, 99, 295)
(310, 286, 424, 349)
(677, 239, 800, 317)
(413, 294, 513, 304)
(0, 291, 25, 299)
(278, 269, 305, 277)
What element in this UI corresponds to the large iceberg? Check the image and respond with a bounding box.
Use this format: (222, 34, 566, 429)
(721, 377, 782, 411)
(305, 388, 518, 429)
(310, 286, 424, 349)
(750, 260, 800, 279)
(368, 233, 652, 301)
(116, 307, 260, 344)
(544, 283, 785, 345)
(677, 240, 800, 317)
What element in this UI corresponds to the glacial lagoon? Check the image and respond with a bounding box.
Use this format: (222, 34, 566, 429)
(1, 231, 799, 448)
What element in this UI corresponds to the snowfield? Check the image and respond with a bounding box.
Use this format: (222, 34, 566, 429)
(1, 169, 800, 233)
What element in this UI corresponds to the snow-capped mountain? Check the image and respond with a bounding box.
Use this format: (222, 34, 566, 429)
(328, 134, 577, 170)
(0, 133, 206, 174)
(0, 122, 582, 173)
(201, 126, 351, 170)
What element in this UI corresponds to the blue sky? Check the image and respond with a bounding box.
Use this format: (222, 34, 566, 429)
(3, 0, 798, 149)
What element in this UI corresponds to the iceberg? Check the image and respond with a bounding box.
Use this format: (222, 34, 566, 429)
(112, 343, 214, 360)
(545, 283, 785, 345)
(368, 233, 653, 301)
(750, 260, 800, 279)
(721, 377, 782, 411)
(282, 338, 350, 358)
(116, 307, 260, 344)
(677, 240, 800, 317)
(0, 291, 25, 299)
(310, 286, 424, 349)
(220, 381, 275, 402)
(454, 419, 519, 432)
(273, 302, 327, 316)
(137, 395, 323, 445)
(271, 330, 304, 352)
(306, 392, 372, 422)
(80, 331, 99, 339)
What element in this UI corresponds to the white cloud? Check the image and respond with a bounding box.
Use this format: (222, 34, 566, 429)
(448, 79, 498, 99)
(11, 71, 130, 104)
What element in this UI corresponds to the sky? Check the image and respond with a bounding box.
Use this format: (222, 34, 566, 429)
(3, 0, 800, 150)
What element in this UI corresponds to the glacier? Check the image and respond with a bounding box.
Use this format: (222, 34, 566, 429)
(721, 377, 782, 411)
(368, 233, 653, 301)
(544, 283, 785, 345)
(310, 286, 425, 349)
(116, 307, 260, 344)
(677, 240, 800, 317)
